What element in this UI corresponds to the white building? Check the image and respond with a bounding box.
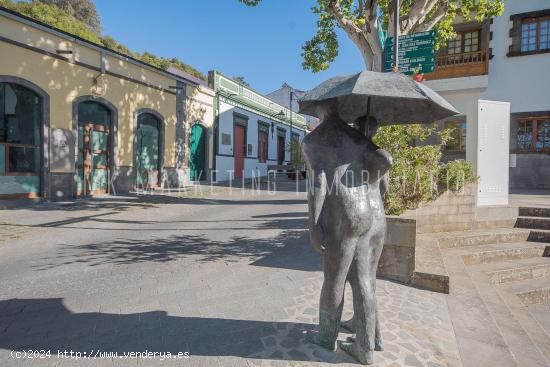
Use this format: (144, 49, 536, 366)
(425, 0, 550, 191)
(208, 71, 308, 182)
(267, 83, 319, 129)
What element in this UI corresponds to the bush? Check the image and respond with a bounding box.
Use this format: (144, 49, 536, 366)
(438, 159, 477, 192)
(374, 124, 476, 215)
(1, 0, 102, 44)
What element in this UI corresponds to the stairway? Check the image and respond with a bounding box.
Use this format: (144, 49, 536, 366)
(437, 208, 550, 367)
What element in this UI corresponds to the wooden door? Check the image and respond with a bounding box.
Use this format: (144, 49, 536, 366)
(277, 135, 285, 165)
(258, 130, 268, 162)
(189, 124, 206, 181)
(136, 121, 160, 188)
(234, 125, 245, 179)
(77, 123, 110, 196)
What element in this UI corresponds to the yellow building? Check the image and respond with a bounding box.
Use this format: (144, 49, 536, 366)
(0, 7, 214, 200)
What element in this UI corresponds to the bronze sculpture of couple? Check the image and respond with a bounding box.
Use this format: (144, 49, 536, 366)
(298, 70, 459, 365)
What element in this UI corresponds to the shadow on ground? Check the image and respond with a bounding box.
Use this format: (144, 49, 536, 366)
(0, 179, 308, 212)
(32, 216, 322, 272)
(0, 298, 352, 364)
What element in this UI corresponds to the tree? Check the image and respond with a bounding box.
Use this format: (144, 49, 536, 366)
(1, 0, 102, 43)
(34, 0, 101, 33)
(1, 0, 206, 80)
(240, 0, 504, 72)
(233, 76, 250, 87)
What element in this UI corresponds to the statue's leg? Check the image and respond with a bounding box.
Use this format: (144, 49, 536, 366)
(316, 237, 356, 351)
(341, 313, 355, 333)
(339, 232, 384, 365)
(374, 299, 383, 351)
(341, 276, 355, 332)
(370, 232, 385, 352)
(343, 306, 381, 350)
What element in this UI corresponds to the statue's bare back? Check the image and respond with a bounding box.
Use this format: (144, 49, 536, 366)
(302, 115, 392, 365)
(303, 116, 391, 240)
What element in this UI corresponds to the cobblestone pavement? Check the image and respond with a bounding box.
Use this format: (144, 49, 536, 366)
(0, 182, 461, 366)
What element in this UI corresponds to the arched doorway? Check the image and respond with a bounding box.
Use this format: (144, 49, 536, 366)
(135, 112, 162, 188)
(76, 101, 112, 196)
(0, 81, 44, 198)
(189, 123, 206, 181)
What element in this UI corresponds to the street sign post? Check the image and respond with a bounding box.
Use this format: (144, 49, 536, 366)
(384, 30, 436, 74)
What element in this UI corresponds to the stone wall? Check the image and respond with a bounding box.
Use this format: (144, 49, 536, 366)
(510, 154, 550, 190)
(378, 218, 416, 283)
(378, 183, 518, 292)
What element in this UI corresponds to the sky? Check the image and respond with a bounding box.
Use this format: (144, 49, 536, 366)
(94, 0, 365, 94)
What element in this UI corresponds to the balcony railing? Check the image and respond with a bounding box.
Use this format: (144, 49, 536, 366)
(425, 50, 488, 80)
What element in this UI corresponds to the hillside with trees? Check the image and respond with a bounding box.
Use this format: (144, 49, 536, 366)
(0, 0, 206, 80)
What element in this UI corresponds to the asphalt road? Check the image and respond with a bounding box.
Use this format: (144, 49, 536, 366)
(0, 181, 460, 367)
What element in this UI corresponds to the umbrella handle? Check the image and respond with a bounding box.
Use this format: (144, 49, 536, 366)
(366, 96, 371, 122)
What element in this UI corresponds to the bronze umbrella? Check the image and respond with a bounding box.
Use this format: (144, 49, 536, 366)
(298, 70, 460, 125)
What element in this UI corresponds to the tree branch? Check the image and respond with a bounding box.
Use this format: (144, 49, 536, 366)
(402, 0, 439, 34)
(416, 5, 448, 32)
(328, 0, 363, 36)
(327, 0, 382, 70)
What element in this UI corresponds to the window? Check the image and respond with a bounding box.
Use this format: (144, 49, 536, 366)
(521, 22, 538, 52)
(464, 31, 480, 52)
(518, 117, 550, 152)
(509, 10, 550, 56)
(445, 29, 481, 55)
(447, 35, 462, 55)
(445, 121, 466, 152)
(521, 17, 550, 52)
(0, 83, 41, 175)
(258, 123, 269, 163)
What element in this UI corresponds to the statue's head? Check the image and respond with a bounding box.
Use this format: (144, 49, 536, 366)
(354, 115, 379, 139)
(309, 99, 338, 122)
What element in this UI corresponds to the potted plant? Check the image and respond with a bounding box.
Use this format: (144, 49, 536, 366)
(411, 65, 424, 82)
(286, 139, 306, 180)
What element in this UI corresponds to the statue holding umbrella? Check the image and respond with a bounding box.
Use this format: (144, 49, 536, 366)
(298, 70, 459, 365)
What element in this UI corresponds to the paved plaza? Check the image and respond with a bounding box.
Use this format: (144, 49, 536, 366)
(0, 181, 477, 366)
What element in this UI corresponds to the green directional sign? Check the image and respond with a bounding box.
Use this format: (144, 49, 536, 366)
(384, 30, 436, 75)
(386, 47, 435, 61)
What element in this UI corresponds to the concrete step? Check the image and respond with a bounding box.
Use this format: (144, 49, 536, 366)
(442, 244, 550, 366)
(528, 229, 550, 243)
(473, 273, 550, 366)
(471, 256, 550, 284)
(411, 236, 449, 294)
(500, 276, 550, 306)
(528, 304, 550, 337)
(460, 242, 549, 266)
(436, 228, 531, 249)
(516, 216, 550, 230)
(519, 207, 550, 218)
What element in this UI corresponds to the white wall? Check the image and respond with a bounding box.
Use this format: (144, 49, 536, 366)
(484, 0, 550, 113)
(215, 100, 306, 182)
(267, 84, 318, 127)
(433, 88, 485, 168)
(426, 0, 550, 175)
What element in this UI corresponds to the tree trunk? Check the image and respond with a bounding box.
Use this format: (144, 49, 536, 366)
(343, 29, 383, 72)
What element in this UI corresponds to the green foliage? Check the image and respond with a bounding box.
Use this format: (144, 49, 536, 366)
(439, 159, 477, 192)
(1, 0, 206, 81)
(239, 0, 505, 72)
(286, 139, 304, 165)
(1, 0, 102, 44)
(232, 76, 250, 87)
(301, 1, 340, 73)
(238, 0, 261, 5)
(373, 124, 476, 215)
(34, 0, 101, 33)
